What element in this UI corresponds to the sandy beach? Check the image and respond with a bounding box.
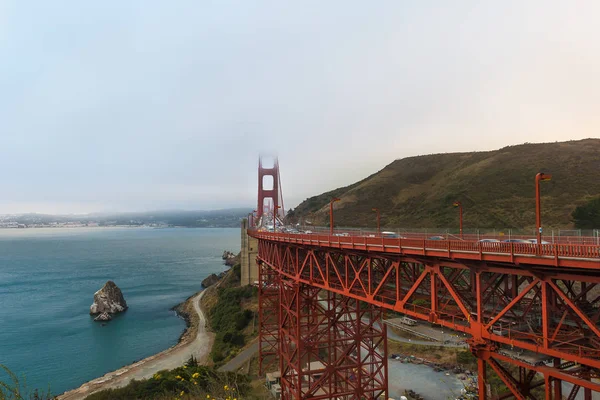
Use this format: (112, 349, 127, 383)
(58, 289, 214, 400)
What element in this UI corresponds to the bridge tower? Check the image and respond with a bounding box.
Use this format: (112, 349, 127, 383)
(257, 156, 284, 226)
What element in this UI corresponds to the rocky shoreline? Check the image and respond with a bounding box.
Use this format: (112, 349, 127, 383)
(171, 292, 198, 344)
(59, 288, 215, 400)
(58, 251, 236, 399)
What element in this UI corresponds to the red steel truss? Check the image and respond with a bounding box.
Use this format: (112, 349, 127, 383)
(253, 233, 600, 399)
(274, 267, 388, 400)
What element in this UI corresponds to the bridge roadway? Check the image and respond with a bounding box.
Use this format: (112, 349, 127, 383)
(251, 228, 600, 399)
(253, 230, 600, 270)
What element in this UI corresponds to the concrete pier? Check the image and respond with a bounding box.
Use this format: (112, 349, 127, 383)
(240, 218, 258, 286)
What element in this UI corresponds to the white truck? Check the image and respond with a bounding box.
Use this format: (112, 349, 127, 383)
(400, 316, 417, 326)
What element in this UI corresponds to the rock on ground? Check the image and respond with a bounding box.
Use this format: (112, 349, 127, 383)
(201, 273, 220, 288)
(90, 281, 128, 316)
(222, 250, 239, 266)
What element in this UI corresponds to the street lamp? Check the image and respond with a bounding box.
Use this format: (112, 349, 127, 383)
(372, 208, 380, 235)
(535, 172, 552, 247)
(453, 201, 463, 238)
(330, 198, 340, 235)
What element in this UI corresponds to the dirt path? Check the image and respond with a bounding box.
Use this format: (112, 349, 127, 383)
(58, 289, 214, 400)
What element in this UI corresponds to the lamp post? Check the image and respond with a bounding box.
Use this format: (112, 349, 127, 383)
(453, 201, 463, 238)
(330, 198, 340, 235)
(535, 172, 552, 247)
(372, 208, 380, 235)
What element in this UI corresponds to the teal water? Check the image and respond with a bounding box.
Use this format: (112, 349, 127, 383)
(0, 227, 239, 395)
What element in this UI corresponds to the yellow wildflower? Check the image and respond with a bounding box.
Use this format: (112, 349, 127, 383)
(180, 391, 185, 396)
(175, 375, 181, 380)
(206, 395, 210, 399)
(183, 366, 187, 369)
(194, 381, 198, 385)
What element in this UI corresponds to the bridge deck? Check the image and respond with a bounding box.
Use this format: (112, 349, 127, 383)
(250, 230, 600, 270)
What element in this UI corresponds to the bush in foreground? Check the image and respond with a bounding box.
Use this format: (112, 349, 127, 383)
(0, 364, 54, 400)
(85, 364, 250, 400)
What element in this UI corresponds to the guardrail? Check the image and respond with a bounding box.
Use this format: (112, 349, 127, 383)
(249, 230, 600, 268)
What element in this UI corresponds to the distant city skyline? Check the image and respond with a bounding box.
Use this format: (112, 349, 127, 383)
(1, 2, 598, 214)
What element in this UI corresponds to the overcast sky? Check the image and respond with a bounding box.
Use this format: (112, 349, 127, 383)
(1, 1, 598, 214)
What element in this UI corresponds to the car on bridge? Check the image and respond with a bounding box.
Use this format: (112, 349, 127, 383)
(478, 239, 500, 243)
(527, 239, 551, 244)
(502, 239, 530, 243)
(427, 236, 445, 240)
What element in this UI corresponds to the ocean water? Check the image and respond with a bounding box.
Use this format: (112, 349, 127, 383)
(0, 227, 239, 395)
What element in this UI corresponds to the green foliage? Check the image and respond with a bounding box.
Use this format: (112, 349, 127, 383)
(572, 197, 600, 228)
(456, 350, 477, 367)
(208, 286, 257, 363)
(292, 139, 600, 229)
(411, 299, 430, 307)
(232, 263, 241, 280)
(84, 365, 250, 400)
(185, 355, 198, 368)
(0, 364, 54, 400)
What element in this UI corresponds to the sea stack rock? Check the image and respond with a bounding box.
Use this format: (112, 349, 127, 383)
(90, 281, 128, 317)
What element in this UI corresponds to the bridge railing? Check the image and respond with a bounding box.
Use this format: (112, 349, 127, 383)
(249, 230, 600, 263)
(283, 225, 600, 245)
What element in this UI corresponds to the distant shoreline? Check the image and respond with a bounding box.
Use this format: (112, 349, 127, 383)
(0, 226, 239, 231)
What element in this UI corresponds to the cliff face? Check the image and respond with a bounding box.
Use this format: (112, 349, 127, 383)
(90, 281, 128, 315)
(222, 251, 240, 266)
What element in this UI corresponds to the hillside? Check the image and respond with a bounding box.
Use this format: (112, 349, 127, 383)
(291, 139, 600, 230)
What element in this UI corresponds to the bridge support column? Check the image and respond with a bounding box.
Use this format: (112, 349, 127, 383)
(258, 261, 280, 375)
(277, 277, 388, 399)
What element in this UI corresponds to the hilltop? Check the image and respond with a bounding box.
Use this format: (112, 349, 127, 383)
(290, 139, 600, 230)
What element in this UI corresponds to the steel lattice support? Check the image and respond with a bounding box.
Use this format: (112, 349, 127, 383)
(255, 238, 600, 399)
(277, 277, 388, 400)
(259, 261, 280, 375)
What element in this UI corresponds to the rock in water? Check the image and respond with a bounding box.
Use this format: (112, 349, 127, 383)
(90, 281, 128, 316)
(94, 312, 112, 321)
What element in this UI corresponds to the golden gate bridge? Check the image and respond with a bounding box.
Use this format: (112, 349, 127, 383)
(247, 157, 600, 400)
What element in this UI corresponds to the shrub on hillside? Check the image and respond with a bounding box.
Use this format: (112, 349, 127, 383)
(84, 365, 249, 400)
(572, 197, 600, 229)
(208, 286, 257, 363)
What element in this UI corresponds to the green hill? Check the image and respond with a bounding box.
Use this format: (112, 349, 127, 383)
(290, 139, 600, 230)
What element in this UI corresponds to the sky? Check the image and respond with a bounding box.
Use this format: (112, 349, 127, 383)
(1, 1, 599, 214)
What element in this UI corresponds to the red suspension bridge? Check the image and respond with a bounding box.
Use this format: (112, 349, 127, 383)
(248, 157, 600, 400)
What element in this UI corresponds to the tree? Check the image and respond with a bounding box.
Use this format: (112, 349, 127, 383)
(285, 208, 297, 224)
(572, 197, 600, 229)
